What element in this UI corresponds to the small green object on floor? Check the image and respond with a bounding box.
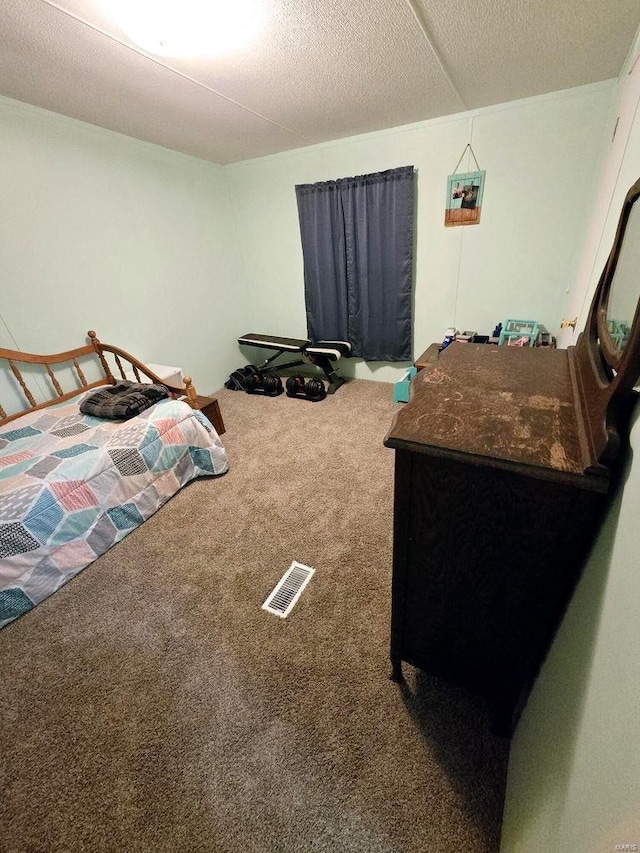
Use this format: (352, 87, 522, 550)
(394, 366, 417, 403)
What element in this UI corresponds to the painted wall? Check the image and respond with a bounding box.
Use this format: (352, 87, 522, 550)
(0, 84, 616, 397)
(558, 37, 640, 349)
(224, 83, 615, 382)
(500, 32, 640, 853)
(0, 95, 244, 397)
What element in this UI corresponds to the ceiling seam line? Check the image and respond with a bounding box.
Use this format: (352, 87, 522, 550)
(38, 0, 313, 144)
(405, 0, 467, 111)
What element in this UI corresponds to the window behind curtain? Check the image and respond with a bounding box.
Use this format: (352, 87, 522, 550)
(295, 166, 415, 361)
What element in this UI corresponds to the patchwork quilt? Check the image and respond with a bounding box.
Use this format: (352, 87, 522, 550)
(0, 392, 229, 629)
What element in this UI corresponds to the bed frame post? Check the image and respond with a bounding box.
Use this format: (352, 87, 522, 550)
(8, 360, 37, 408)
(183, 376, 198, 407)
(88, 330, 115, 384)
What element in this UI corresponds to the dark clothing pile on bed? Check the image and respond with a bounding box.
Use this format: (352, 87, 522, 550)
(79, 381, 169, 420)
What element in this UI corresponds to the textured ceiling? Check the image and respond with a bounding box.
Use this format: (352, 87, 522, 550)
(0, 0, 638, 164)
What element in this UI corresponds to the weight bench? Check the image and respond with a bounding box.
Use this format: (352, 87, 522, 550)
(237, 333, 352, 394)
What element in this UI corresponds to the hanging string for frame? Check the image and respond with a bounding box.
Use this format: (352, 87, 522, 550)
(451, 143, 481, 175)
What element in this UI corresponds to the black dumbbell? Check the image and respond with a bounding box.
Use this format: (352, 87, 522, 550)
(262, 374, 283, 395)
(305, 377, 326, 401)
(286, 375, 306, 396)
(242, 370, 263, 392)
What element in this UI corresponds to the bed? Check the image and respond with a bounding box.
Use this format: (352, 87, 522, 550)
(0, 331, 228, 629)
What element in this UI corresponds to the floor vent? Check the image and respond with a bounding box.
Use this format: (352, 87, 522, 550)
(262, 561, 315, 618)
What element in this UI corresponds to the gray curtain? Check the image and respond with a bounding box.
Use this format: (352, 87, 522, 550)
(295, 166, 414, 361)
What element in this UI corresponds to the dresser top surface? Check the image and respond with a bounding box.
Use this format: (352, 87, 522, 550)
(386, 344, 598, 479)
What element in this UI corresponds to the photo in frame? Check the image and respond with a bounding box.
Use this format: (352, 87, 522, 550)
(445, 170, 485, 227)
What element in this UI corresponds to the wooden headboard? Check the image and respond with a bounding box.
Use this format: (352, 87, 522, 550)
(0, 330, 198, 426)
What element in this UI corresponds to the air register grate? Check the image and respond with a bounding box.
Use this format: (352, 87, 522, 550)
(262, 561, 315, 618)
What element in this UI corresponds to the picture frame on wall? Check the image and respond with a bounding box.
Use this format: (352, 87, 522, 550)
(445, 170, 485, 227)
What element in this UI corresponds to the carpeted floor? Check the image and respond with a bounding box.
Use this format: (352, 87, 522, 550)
(0, 380, 509, 853)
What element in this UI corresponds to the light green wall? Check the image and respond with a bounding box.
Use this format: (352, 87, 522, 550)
(0, 95, 245, 395)
(500, 33, 640, 853)
(0, 84, 615, 393)
(500, 408, 640, 852)
(225, 83, 615, 382)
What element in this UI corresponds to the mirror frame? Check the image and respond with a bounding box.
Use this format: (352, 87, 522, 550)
(571, 176, 640, 467)
(595, 177, 640, 373)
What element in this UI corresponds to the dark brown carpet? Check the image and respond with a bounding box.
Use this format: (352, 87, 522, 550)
(0, 380, 508, 853)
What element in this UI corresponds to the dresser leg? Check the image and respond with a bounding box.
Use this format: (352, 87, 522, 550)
(390, 658, 404, 682)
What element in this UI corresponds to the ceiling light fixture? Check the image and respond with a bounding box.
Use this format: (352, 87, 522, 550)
(102, 0, 263, 58)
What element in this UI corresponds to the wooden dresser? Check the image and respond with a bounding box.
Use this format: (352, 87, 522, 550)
(385, 177, 640, 735)
(385, 344, 607, 733)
